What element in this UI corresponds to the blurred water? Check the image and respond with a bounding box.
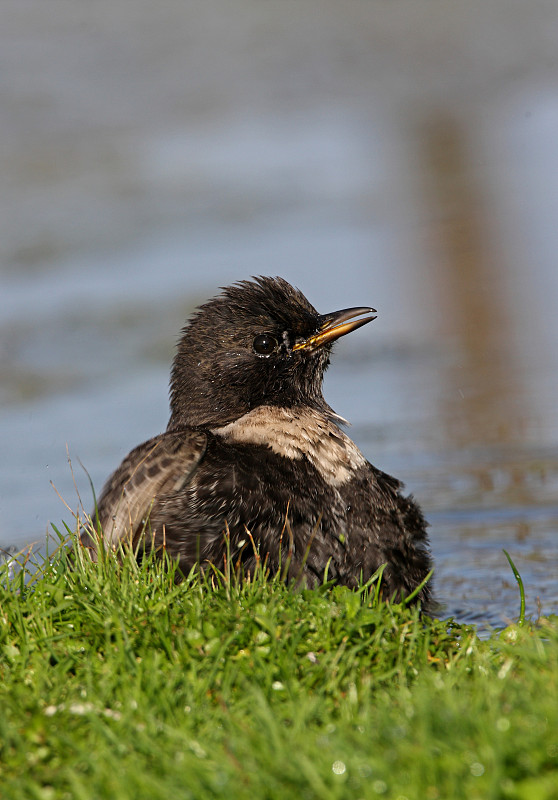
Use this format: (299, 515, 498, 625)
(2, 0, 558, 628)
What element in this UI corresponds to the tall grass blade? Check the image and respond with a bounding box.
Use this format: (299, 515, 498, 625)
(503, 549, 526, 625)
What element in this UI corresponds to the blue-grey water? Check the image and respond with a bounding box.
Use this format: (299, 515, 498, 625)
(2, 0, 558, 628)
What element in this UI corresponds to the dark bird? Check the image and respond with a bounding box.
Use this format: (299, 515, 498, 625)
(84, 277, 432, 609)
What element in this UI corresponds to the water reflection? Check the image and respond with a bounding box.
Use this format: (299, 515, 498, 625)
(419, 112, 524, 447)
(408, 111, 558, 625)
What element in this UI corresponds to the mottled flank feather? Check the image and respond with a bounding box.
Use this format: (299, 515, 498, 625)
(89, 431, 206, 549)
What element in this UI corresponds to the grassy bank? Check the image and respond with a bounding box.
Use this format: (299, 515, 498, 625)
(1, 535, 557, 799)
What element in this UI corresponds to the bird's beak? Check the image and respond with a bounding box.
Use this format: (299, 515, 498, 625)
(292, 306, 377, 351)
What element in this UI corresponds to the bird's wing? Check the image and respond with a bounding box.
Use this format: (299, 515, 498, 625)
(86, 429, 207, 550)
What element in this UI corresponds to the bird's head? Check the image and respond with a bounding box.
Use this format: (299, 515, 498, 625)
(168, 276, 376, 428)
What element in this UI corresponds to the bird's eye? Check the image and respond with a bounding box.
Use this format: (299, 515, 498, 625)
(253, 333, 277, 356)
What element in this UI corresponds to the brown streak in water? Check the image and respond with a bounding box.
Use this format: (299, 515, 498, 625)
(420, 113, 527, 452)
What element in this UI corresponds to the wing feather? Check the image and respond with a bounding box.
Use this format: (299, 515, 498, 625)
(86, 429, 206, 550)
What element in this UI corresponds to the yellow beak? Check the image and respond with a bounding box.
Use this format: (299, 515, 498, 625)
(292, 306, 376, 351)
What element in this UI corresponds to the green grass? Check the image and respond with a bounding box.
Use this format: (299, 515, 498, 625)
(1, 531, 557, 800)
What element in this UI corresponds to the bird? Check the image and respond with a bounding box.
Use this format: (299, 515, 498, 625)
(83, 276, 433, 610)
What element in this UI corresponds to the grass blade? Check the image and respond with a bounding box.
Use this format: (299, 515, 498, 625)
(503, 549, 526, 625)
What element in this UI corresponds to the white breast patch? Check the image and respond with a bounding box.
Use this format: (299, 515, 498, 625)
(213, 405, 366, 486)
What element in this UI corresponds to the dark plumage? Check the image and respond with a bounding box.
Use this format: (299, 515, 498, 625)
(84, 277, 433, 609)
